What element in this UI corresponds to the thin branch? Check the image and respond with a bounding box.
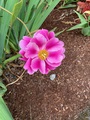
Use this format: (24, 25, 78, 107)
(6, 70, 25, 87)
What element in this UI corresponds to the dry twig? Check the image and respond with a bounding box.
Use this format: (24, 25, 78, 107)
(6, 70, 25, 87)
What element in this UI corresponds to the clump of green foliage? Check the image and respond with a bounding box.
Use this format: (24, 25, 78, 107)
(68, 10, 90, 36)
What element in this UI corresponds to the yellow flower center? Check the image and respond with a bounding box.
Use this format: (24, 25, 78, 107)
(38, 49, 49, 60)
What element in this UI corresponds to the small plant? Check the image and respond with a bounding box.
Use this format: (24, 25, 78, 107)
(68, 0, 90, 36)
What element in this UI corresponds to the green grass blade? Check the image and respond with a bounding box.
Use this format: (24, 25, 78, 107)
(0, 0, 18, 59)
(0, 82, 7, 96)
(19, 0, 61, 39)
(31, 0, 61, 31)
(67, 23, 88, 31)
(82, 26, 90, 36)
(60, 4, 76, 9)
(0, 82, 14, 120)
(14, 0, 26, 37)
(10, 0, 23, 26)
(30, 1, 46, 31)
(0, 97, 14, 120)
(19, 0, 40, 39)
(74, 10, 87, 23)
(4, 54, 21, 65)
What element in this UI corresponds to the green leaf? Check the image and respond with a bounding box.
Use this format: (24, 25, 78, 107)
(55, 29, 66, 36)
(82, 26, 90, 36)
(0, 97, 14, 120)
(31, 0, 61, 31)
(10, 0, 23, 25)
(88, 16, 90, 21)
(63, 0, 78, 5)
(60, 4, 76, 9)
(19, 0, 41, 38)
(4, 54, 21, 65)
(0, 0, 18, 59)
(0, 82, 14, 120)
(67, 10, 88, 31)
(68, 23, 88, 31)
(4, 39, 11, 54)
(74, 10, 86, 23)
(0, 0, 4, 14)
(0, 0, 4, 6)
(20, 0, 61, 38)
(0, 82, 7, 96)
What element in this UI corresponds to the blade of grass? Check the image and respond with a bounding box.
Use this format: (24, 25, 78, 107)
(4, 54, 21, 65)
(0, 0, 18, 59)
(60, 4, 76, 9)
(7, 0, 23, 52)
(24, 0, 60, 33)
(0, 5, 31, 47)
(20, 0, 40, 38)
(74, 10, 87, 23)
(10, 0, 23, 26)
(67, 10, 88, 31)
(31, 0, 61, 31)
(0, 82, 7, 96)
(0, 82, 14, 120)
(67, 23, 88, 31)
(0, 97, 14, 120)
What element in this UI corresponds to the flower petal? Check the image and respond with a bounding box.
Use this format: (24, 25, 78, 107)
(25, 42, 39, 58)
(47, 50, 65, 63)
(46, 60, 61, 67)
(31, 34, 47, 49)
(31, 58, 46, 74)
(46, 38, 64, 52)
(24, 58, 35, 74)
(34, 29, 49, 39)
(45, 63, 55, 74)
(19, 36, 31, 49)
(48, 31, 55, 39)
(19, 50, 25, 56)
(34, 29, 55, 40)
(19, 50, 27, 61)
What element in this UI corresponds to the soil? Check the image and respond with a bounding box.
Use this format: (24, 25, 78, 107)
(3, 5, 90, 120)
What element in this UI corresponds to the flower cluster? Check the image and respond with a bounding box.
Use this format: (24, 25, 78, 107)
(77, 0, 90, 14)
(19, 29, 65, 74)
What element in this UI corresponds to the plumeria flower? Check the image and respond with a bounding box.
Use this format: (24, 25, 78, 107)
(19, 29, 65, 74)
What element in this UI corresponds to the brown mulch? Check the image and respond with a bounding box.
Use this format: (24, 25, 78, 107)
(3, 7, 90, 120)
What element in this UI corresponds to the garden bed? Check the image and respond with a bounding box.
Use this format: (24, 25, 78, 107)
(4, 6, 90, 120)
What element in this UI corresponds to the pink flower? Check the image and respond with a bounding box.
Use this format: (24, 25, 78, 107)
(19, 29, 65, 74)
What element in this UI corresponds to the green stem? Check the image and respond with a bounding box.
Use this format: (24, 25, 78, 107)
(4, 54, 21, 65)
(0, 6, 31, 36)
(8, 41, 18, 51)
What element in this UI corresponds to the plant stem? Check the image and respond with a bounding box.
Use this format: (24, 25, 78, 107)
(4, 54, 21, 65)
(0, 6, 31, 36)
